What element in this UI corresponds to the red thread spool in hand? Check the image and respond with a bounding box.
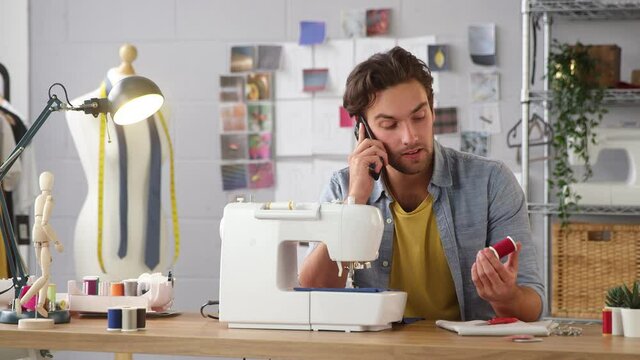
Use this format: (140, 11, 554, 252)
(602, 308, 612, 336)
(489, 236, 517, 259)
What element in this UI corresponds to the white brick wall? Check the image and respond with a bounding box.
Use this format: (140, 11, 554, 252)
(22, 0, 640, 358)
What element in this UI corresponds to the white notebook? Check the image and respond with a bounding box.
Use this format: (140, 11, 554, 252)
(436, 319, 553, 336)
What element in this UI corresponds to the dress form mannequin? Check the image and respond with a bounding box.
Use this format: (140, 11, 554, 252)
(66, 44, 171, 282)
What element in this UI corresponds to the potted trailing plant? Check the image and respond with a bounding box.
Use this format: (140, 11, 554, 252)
(620, 281, 640, 337)
(605, 285, 626, 335)
(547, 41, 607, 226)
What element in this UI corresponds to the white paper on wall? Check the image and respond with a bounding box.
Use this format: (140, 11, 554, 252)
(314, 159, 348, 200)
(470, 72, 500, 102)
(397, 36, 436, 64)
(435, 134, 461, 152)
(397, 36, 439, 94)
(467, 103, 501, 134)
(314, 39, 355, 98)
(275, 43, 313, 100)
(312, 98, 354, 155)
(274, 160, 315, 202)
(354, 38, 397, 65)
(275, 99, 313, 156)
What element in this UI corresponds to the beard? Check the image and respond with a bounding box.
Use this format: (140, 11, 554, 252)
(387, 147, 433, 175)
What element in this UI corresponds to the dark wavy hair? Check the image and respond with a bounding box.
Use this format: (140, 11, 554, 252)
(343, 46, 433, 118)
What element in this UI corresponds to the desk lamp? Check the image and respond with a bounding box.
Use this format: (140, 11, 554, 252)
(0, 75, 164, 324)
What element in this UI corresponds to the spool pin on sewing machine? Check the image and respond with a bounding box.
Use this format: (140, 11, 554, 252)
(218, 200, 407, 332)
(568, 127, 640, 206)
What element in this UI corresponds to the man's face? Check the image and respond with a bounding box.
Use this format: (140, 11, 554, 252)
(364, 80, 434, 176)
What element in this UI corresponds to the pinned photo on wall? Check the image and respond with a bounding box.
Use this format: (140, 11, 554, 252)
(249, 162, 275, 189)
(299, 21, 326, 45)
(470, 72, 499, 102)
(468, 24, 496, 66)
(230, 45, 255, 72)
(248, 133, 272, 160)
(469, 103, 501, 134)
(246, 72, 272, 101)
(256, 45, 283, 71)
(340, 106, 354, 128)
(434, 107, 458, 134)
(220, 134, 248, 160)
(303, 68, 329, 92)
(220, 75, 245, 102)
(247, 103, 273, 132)
(221, 164, 248, 191)
(342, 9, 366, 38)
(366, 9, 391, 36)
(219, 103, 247, 132)
(428, 45, 450, 71)
(461, 131, 489, 157)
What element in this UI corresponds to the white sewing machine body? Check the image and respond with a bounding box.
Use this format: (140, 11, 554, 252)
(218, 201, 407, 332)
(568, 128, 640, 206)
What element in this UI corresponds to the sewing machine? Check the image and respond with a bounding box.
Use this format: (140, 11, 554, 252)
(568, 127, 640, 205)
(218, 201, 407, 332)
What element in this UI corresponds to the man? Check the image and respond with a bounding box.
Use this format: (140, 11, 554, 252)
(299, 47, 543, 322)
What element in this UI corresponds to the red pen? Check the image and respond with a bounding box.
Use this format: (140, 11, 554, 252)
(487, 317, 519, 325)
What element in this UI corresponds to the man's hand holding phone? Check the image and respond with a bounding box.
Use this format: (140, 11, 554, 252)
(348, 119, 388, 204)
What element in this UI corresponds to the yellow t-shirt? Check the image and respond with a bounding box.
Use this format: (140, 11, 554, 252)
(388, 195, 460, 320)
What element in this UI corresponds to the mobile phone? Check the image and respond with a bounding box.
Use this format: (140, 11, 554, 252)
(353, 115, 381, 180)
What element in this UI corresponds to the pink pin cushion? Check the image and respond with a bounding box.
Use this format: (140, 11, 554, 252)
(489, 236, 517, 259)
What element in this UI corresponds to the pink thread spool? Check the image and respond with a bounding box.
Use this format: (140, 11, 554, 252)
(489, 236, 517, 259)
(19, 285, 36, 311)
(83, 276, 99, 295)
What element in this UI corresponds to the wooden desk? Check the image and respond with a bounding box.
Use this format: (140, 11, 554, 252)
(0, 313, 638, 359)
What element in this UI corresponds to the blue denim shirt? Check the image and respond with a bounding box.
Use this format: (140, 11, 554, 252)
(318, 141, 544, 320)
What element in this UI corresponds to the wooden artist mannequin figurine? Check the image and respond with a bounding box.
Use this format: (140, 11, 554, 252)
(66, 44, 172, 282)
(16, 171, 63, 317)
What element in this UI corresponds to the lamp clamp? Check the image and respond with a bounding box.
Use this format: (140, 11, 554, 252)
(76, 98, 109, 117)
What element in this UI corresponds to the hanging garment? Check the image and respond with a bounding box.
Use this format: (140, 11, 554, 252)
(0, 99, 37, 217)
(0, 112, 21, 192)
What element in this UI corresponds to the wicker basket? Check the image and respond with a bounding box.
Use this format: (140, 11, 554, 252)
(552, 223, 640, 319)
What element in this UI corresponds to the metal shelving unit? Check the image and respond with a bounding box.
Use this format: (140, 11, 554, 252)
(528, 203, 640, 216)
(521, 0, 640, 315)
(529, 89, 640, 105)
(530, 0, 640, 19)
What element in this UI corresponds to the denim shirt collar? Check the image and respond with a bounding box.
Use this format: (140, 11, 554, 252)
(431, 140, 453, 188)
(368, 140, 452, 204)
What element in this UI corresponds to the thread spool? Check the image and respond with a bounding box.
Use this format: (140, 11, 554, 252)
(123, 280, 138, 296)
(98, 281, 110, 296)
(602, 308, 612, 336)
(121, 307, 138, 332)
(265, 201, 295, 210)
(110, 282, 125, 296)
(107, 307, 123, 332)
(47, 284, 56, 311)
(19, 285, 36, 311)
(83, 276, 99, 295)
(67, 280, 81, 295)
(488, 236, 517, 259)
(136, 307, 146, 330)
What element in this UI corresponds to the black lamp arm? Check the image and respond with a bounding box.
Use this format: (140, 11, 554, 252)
(0, 95, 64, 300)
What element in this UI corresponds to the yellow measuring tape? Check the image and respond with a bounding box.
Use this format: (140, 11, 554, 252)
(156, 111, 181, 266)
(97, 83, 107, 273)
(97, 83, 181, 273)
